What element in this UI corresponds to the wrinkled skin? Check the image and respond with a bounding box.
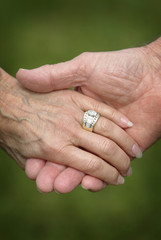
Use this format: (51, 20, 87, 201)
(1, 69, 138, 192)
(17, 42, 161, 193)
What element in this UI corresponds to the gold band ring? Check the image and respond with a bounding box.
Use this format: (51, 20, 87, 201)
(82, 110, 100, 132)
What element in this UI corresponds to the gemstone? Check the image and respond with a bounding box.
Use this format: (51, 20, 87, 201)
(87, 116, 94, 124)
(86, 123, 91, 128)
(88, 110, 97, 116)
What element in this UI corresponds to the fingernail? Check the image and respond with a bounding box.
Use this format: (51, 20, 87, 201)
(55, 190, 60, 194)
(132, 144, 143, 158)
(81, 184, 88, 190)
(126, 167, 132, 177)
(121, 117, 133, 127)
(117, 175, 125, 185)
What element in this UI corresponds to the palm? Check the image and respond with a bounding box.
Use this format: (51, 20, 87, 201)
(78, 49, 161, 150)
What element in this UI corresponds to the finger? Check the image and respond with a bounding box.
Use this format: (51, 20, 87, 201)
(16, 57, 82, 93)
(36, 162, 66, 193)
(72, 92, 134, 128)
(81, 175, 107, 192)
(72, 95, 142, 158)
(43, 145, 125, 186)
(25, 158, 46, 180)
(54, 168, 85, 194)
(93, 117, 141, 158)
(54, 168, 107, 193)
(28, 158, 86, 194)
(27, 158, 107, 193)
(78, 129, 131, 177)
(30, 158, 106, 194)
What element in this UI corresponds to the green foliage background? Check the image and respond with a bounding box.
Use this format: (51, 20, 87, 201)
(0, 0, 161, 239)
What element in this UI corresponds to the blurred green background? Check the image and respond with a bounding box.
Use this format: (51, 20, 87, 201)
(0, 0, 161, 239)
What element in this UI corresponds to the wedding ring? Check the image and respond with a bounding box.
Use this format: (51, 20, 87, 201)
(82, 110, 100, 132)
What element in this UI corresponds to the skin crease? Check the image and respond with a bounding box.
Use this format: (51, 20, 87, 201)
(16, 38, 161, 193)
(0, 68, 138, 192)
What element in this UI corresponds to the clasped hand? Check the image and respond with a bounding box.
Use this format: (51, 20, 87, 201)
(2, 39, 161, 194)
(0, 69, 140, 194)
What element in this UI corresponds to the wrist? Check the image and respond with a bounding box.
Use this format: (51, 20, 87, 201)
(0, 69, 20, 144)
(0, 69, 32, 167)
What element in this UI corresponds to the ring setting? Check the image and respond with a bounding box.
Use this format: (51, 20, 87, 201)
(83, 110, 100, 132)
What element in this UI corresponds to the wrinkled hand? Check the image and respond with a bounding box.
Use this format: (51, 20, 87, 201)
(17, 43, 161, 193)
(17, 45, 161, 149)
(1, 69, 138, 193)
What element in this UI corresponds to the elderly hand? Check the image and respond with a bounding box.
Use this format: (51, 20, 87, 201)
(1, 69, 139, 193)
(17, 38, 161, 150)
(16, 38, 161, 193)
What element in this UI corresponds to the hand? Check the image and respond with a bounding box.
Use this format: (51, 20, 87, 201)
(16, 39, 161, 193)
(1, 69, 138, 192)
(17, 41, 161, 150)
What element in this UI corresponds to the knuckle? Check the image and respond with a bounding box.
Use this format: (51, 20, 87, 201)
(110, 109, 117, 120)
(101, 139, 116, 155)
(76, 52, 92, 78)
(85, 158, 101, 173)
(100, 118, 113, 133)
(91, 99, 100, 112)
(77, 62, 88, 78)
(90, 100, 100, 112)
(110, 169, 119, 183)
(43, 141, 55, 154)
(43, 138, 65, 156)
(122, 135, 133, 149)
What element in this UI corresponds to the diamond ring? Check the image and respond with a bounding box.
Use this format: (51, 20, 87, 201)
(82, 110, 100, 132)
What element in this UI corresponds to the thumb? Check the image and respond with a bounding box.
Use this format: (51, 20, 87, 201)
(16, 58, 85, 93)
